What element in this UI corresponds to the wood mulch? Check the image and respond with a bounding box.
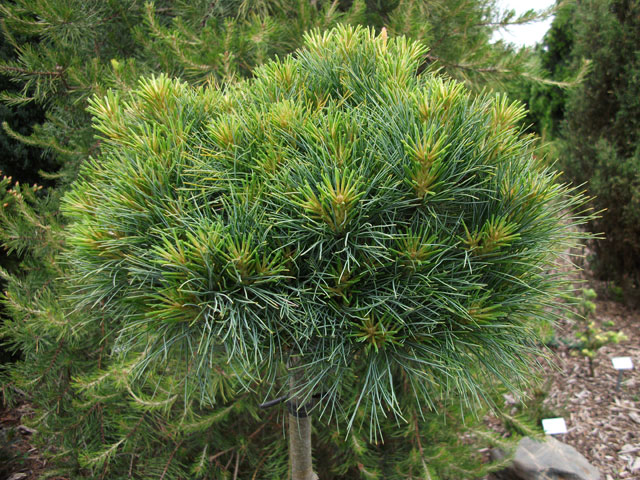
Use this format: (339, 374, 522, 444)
(0, 401, 48, 480)
(538, 281, 640, 479)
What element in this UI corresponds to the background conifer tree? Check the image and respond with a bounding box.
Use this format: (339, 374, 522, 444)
(514, 0, 640, 285)
(509, 0, 578, 138)
(559, 0, 640, 284)
(0, 32, 53, 364)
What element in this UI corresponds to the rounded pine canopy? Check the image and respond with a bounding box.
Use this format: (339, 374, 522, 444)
(64, 25, 587, 431)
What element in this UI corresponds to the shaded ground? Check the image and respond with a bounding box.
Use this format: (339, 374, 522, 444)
(0, 401, 47, 480)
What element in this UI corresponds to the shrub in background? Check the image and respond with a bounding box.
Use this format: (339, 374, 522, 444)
(573, 288, 627, 376)
(0, 34, 53, 363)
(558, 0, 640, 283)
(58, 26, 589, 478)
(506, 0, 640, 286)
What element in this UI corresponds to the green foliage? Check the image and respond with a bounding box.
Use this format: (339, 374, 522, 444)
(572, 288, 627, 376)
(0, 32, 54, 363)
(0, 169, 53, 363)
(0, 33, 52, 185)
(512, 0, 640, 284)
(0, 2, 583, 478)
(529, 1, 578, 138)
(0, 194, 515, 479)
(0, 0, 552, 357)
(608, 283, 625, 302)
(42, 25, 588, 477)
(509, 0, 580, 138)
(0, 0, 356, 190)
(558, 0, 640, 281)
(0, 0, 553, 194)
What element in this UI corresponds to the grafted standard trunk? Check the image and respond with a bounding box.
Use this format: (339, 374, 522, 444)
(288, 359, 318, 480)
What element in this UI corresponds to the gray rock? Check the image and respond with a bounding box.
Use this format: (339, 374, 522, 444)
(492, 436, 600, 480)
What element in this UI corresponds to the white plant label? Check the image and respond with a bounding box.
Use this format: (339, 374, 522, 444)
(612, 357, 633, 370)
(542, 417, 567, 435)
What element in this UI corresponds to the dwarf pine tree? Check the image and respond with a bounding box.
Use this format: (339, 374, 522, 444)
(0, 2, 571, 479)
(54, 26, 588, 479)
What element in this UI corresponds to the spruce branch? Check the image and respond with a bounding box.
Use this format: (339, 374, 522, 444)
(160, 440, 183, 480)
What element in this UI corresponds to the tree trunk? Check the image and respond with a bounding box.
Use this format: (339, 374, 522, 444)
(288, 359, 318, 480)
